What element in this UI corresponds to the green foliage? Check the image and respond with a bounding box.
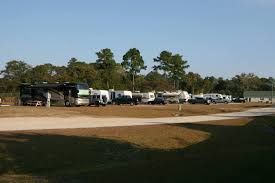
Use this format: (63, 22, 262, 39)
(184, 72, 204, 94)
(154, 51, 189, 89)
(0, 60, 32, 82)
(66, 58, 96, 86)
(122, 48, 147, 91)
(95, 48, 117, 89)
(0, 51, 274, 96)
(28, 64, 57, 83)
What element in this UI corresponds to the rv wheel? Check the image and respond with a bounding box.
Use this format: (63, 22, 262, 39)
(65, 100, 71, 107)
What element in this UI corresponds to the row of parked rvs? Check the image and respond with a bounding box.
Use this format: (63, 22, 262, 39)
(90, 89, 233, 106)
(89, 89, 192, 106)
(19, 82, 233, 107)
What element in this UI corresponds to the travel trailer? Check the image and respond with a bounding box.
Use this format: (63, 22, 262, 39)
(222, 95, 232, 102)
(203, 93, 223, 100)
(156, 91, 190, 104)
(109, 90, 133, 103)
(132, 92, 155, 104)
(89, 89, 109, 106)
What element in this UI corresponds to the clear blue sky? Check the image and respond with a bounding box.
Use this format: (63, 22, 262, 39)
(0, 0, 274, 78)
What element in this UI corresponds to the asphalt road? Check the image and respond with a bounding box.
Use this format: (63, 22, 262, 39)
(0, 107, 274, 132)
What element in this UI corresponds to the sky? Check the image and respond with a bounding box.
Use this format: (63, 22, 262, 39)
(0, 0, 275, 78)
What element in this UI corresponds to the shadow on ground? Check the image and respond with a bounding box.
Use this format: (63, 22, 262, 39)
(0, 116, 275, 183)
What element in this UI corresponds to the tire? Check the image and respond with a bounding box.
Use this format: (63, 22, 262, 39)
(130, 102, 134, 106)
(65, 100, 71, 107)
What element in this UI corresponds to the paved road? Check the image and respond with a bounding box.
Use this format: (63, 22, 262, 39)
(0, 107, 274, 132)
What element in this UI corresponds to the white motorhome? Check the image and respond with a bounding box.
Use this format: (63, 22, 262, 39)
(133, 92, 155, 104)
(109, 90, 133, 102)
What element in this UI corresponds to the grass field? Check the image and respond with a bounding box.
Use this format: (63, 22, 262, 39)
(0, 115, 275, 183)
(0, 103, 271, 118)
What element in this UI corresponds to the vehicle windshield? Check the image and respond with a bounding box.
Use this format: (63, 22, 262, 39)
(77, 83, 89, 90)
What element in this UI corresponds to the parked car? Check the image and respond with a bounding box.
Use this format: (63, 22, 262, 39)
(188, 97, 211, 105)
(112, 95, 138, 105)
(210, 98, 229, 104)
(232, 97, 246, 103)
(149, 97, 167, 105)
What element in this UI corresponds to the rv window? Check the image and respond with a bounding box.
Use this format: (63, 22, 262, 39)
(21, 87, 32, 94)
(77, 83, 89, 90)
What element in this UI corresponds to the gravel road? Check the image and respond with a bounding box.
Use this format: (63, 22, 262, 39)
(0, 107, 274, 131)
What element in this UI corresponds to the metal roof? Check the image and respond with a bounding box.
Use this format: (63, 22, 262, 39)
(244, 91, 275, 98)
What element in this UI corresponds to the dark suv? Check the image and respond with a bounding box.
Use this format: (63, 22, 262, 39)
(112, 95, 138, 105)
(188, 97, 211, 105)
(149, 97, 167, 105)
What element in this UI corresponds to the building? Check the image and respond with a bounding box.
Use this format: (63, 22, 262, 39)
(244, 91, 275, 103)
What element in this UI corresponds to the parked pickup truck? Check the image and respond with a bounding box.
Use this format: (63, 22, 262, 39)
(112, 95, 139, 105)
(188, 97, 211, 105)
(210, 98, 229, 104)
(148, 97, 167, 105)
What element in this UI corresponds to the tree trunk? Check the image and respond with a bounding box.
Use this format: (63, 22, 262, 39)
(174, 80, 176, 90)
(132, 74, 135, 92)
(106, 80, 109, 89)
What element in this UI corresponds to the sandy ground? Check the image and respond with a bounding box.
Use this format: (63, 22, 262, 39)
(0, 107, 274, 131)
(0, 103, 270, 118)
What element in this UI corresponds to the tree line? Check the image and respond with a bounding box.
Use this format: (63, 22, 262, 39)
(0, 48, 274, 97)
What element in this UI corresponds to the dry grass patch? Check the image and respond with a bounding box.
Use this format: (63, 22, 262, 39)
(0, 103, 270, 118)
(0, 116, 274, 183)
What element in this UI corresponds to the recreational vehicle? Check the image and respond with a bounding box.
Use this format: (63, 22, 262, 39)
(222, 95, 232, 102)
(20, 83, 90, 106)
(109, 90, 133, 103)
(132, 92, 155, 104)
(89, 89, 109, 106)
(157, 91, 190, 104)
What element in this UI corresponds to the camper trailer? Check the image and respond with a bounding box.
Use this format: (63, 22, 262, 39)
(89, 89, 109, 106)
(132, 92, 155, 104)
(222, 95, 232, 103)
(109, 90, 133, 103)
(157, 91, 190, 104)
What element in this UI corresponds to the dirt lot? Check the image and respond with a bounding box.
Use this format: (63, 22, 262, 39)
(0, 103, 271, 118)
(0, 115, 275, 183)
